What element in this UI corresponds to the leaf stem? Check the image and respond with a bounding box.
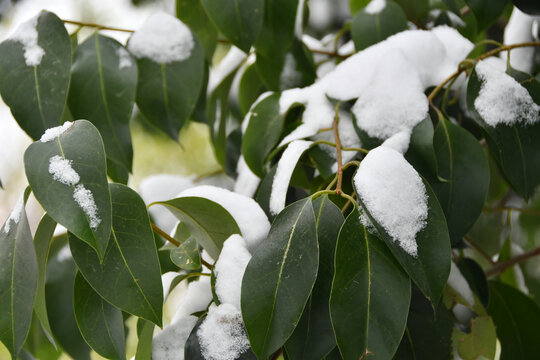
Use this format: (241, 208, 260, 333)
(333, 102, 344, 195)
(463, 236, 495, 265)
(62, 19, 135, 33)
(311, 140, 369, 154)
(151, 223, 181, 247)
(200, 258, 213, 270)
(485, 245, 540, 277)
(484, 206, 540, 217)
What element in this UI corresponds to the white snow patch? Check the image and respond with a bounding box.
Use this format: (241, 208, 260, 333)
(381, 130, 411, 154)
(3, 195, 24, 234)
(501, 8, 538, 73)
(9, 14, 44, 66)
(40, 122, 73, 142)
(279, 27, 473, 143)
(234, 156, 261, 198)
(354, 146, 428, 257)
(127, 12, 193, 64)
(73, 184, 101, 230)
(197, 304, 250, 360)
(48, 155, 80, 186)
(177, 185, 270, 254)
(474, 58, 539, 127)
(208, 46, 247, 94)
(270, 140, 312, 215)
(365, 0, 386, 15)
(56, 245, 72, 262)
(214, 235, 252, 309)
(448, 261, 475, 307)
(116, 46, 133, 69)
(153, 277, 212, 360)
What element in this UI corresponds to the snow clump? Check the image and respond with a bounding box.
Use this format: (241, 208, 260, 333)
(127, 12, 194, 64)
(10, 14, 44, 66)
(354, 145, 428, 257)
(40, 122, 73, 142)
(116, 46, 133, 69)
(474, 58, 539, 127)
(73, 185, 101, 230)
(3, 195, 24, 234)
(197, 303, 251, 360)
(48, 155, 80, 186)
(365, 0, 386, 14)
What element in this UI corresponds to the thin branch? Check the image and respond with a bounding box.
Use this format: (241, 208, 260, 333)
(486, 245, 540, 277)
(333, 103, 344, 195)
(151, 223, 181, 247)
(463, 236, 495, 265)
(200, 258, 213, 270)
(62, 19, 135, 33)
(311, 140, 369, 154)
(485, 206, 540, 217)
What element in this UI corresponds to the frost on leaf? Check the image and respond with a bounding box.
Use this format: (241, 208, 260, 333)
(354, 146, 428, 257)
(40, 121, 73, 142)
(474, 58, 539, 127)
(10, 14, 45, 66)
(73, 184, 100, 230)
(197, 303, 250, 360)
(127, 12, 194, 64)
(48, 155, 80, 186)
(2, 195, 24, 234)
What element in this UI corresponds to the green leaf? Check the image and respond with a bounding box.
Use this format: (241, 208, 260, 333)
(487, 280, 540, 359)
(351, 1, 408, 51)
(238, 64, 266, 117)
(330, 209, 410, 360)
(431, 116, 490, 244)
(200, 0, 263, 53)
(134, 319, 154, 360)
(68, 34, 136, 173)
(457, 258, 489, 308)
(24, 120, 112, 260)
(254, 0, 298, 56)
(465, 0, 510, 31)
(0, 11, 71, 140)
(467, 69, 540, 200)
(69, 183, 163, 326)
(0, 198, 38, 358)
(355, 178, 451, 306)
(32, 214, 57, 347)
(45, 253, 91, 360)
(241, 198, 318, 359)
(453, 316, 497, 360)
(177, 0, 218, 60)
(133, 38, 204, 140)
(405, 116, 438, 183)
(395, 293, 453, 360)
(157, 197, 241, 260)
(393, 0, 430, 23)
(350, 0, 371, 14)
(73, 272, 126, 360)
(285, 196, 344, 360)
(170, 237, 201, 270)
(255, 38, 316, 91)
(242, 93, 284, 177)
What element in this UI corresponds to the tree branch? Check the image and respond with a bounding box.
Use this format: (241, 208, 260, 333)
(485, 246, 540, 277)
(485, 206, 540, 217)
(333, 103, 344, 195)
(62, 19, 135, 33)
(151, 223, 181, 247)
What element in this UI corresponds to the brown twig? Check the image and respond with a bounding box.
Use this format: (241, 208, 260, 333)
(463, 236, 495, 265)
(200, 258, 213, 270)
(333, 103, 343, 195)
(486, 206, 540, 217)
(486, 246, 540, 277)
(62, 19, 134, 33)
(151, 223, 181, 247)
